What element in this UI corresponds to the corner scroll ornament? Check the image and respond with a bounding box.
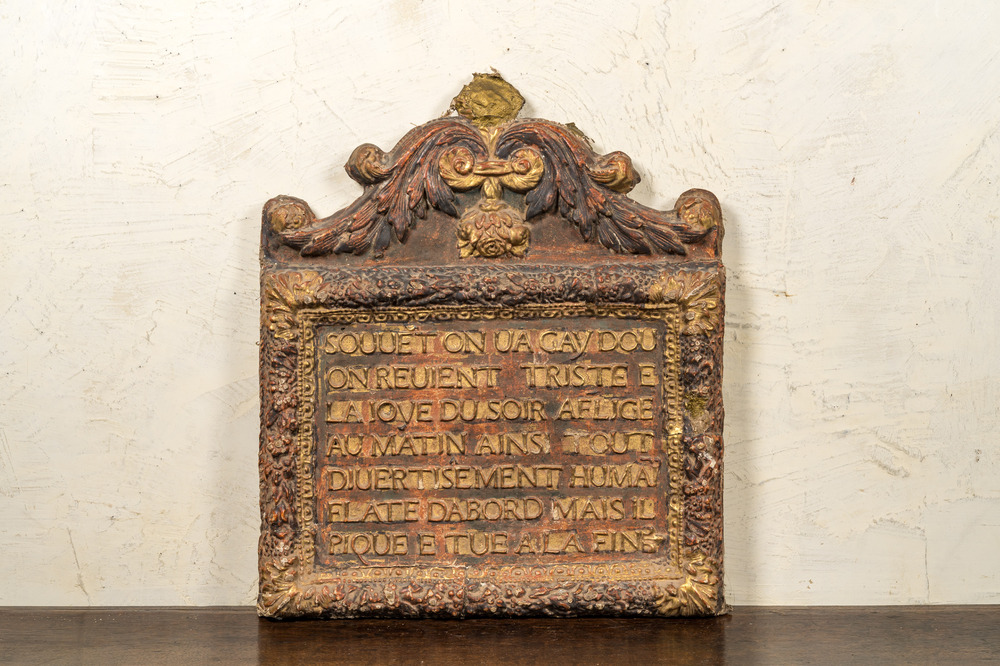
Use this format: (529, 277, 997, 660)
(262, 270, 325, 340)
(648, 272, 723, 335)
(264, 73, 721, 260)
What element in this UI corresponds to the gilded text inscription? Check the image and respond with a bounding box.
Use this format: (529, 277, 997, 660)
(300, 306, 681, 573)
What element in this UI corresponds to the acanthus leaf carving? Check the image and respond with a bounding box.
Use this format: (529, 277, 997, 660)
(655, 554, 722, 617)
(263, 270, 324, 340)
(495, 120, 710, 255)
(258, 554, 467, 619)
(276, 119, 488, 258)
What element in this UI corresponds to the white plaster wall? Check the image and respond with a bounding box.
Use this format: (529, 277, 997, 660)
(1, 0, 997, 605)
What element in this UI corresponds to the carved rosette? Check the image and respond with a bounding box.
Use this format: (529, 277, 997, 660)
(441, 139, 543, 258)
(456, 200, 530, 258)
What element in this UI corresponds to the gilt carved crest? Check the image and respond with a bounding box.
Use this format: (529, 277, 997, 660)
(264, 73, 720, 260)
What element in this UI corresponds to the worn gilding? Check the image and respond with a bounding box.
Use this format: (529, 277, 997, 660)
(259, 75, 726, 618)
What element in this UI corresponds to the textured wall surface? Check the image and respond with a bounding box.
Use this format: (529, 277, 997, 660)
(1, 1, 997, 605)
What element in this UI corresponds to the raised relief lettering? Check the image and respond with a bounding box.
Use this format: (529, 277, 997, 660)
(551, 497, 627, 521)
(327, 531, 409, 557)
(596, 329, 657, 353)
(326, 433, 364, 456)
(560, 430, 654, 455)
(444, 531, 509, 555)
(440, 331, 486, 354)
(428, 497, 544, 522)
(440, 399, 547, 422)
(326, 399, 434, 424)
(417, 532, 437, 556)
(512, 531, 585, 555)
(493, 329, 534, 353)
(472, 432, 550, 455)
(521, 363, 628, 388)
(329, 365, 501, 391)
(325, 499, 420, 523)
(591, 529, 663, 554)
(554, 397, 656, 421)
(324, 331, 436, 356)
(325, 433, 468, 457)
(371, 432, 467, 457)
(568, 464, 659, 488)
(325, 465, 563, 491)
(313, 317, 669, 568)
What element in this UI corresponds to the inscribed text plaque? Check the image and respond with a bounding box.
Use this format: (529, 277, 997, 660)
(258, 74, 726, 618)
(301, 306, 682, 574)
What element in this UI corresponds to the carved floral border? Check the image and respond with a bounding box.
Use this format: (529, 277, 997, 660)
(259, 265, 724, 618)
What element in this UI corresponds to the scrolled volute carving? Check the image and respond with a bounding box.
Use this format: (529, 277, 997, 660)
(345, 143, 391, 185)
(585, 150, 639, 194)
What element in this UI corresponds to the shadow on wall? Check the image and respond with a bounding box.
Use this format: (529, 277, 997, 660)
(719, 204, 764, 606)
(205, 207, 264, 605)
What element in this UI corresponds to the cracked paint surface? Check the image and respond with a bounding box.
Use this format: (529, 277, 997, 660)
(0, 0, 998, 605)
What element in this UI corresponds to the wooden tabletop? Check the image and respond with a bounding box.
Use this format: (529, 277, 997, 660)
(1, 606, 997, 665)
